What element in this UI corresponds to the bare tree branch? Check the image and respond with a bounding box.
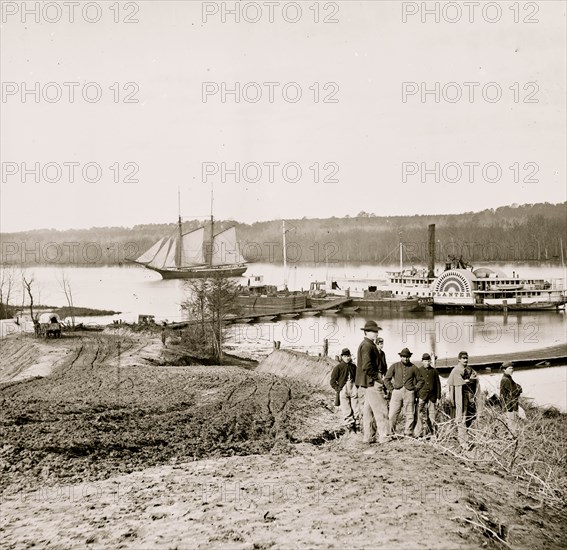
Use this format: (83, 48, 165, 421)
(59, 271, 75, 327)
(0, 266, 16, 319)
(181, 276, 239, 364)
(22, 274, 39, 336)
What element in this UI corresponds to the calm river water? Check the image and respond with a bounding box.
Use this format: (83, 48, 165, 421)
(2, 262, 566, 410)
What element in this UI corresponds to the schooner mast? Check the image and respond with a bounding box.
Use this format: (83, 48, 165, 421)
(209, 183, 214, 267)
(175, 187, 183, 268)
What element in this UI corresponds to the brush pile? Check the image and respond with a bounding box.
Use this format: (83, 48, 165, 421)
(433, 397, 566, 509)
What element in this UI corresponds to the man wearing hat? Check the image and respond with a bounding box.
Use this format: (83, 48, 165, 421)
(355, 320, 391, 444)
(330, 348, 360, 432)
(447, 351, 479, 449)
(384, 348, 423, 436)
(414, 353, 441, 438)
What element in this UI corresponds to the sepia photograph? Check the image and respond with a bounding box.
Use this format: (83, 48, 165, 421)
(1, 1, 566, 548)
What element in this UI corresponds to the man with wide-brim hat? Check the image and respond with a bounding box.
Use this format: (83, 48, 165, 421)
(384, 347, 423, 436)
(355, 320, 391, 444)
(360, 320, 380, 332)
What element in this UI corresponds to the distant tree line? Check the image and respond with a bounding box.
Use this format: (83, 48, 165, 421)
(1, 202, 565, 266)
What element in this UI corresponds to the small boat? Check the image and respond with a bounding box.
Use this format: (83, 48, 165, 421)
(277, 313, 300, 320)
(302, 310, 321, 317)
(223, 314, 253, 325)
(252, 315, 277, 323)
(493, 283, 524, 291)
(338, 306, 360, 315)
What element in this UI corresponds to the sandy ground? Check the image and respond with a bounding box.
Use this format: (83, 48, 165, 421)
(1, 330, 565, 549)
(2, 436, 565, 550)
(0, 328, 165, 384)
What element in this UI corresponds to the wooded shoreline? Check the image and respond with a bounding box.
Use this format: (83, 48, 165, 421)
(1, 202, 565, 265)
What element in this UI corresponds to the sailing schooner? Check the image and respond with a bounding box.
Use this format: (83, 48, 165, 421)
(133, 214, 248, 280)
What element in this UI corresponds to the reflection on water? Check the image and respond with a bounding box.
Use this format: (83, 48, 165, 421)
(225, 310, 565, 366)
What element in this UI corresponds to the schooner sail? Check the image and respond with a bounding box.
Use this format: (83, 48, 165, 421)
(133, 237, 166, 265)
(209, 227, 246, 266)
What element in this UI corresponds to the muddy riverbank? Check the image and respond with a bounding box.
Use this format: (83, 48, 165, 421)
(1, 330, 565, 548)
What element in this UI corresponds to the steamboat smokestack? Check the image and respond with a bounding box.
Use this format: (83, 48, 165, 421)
(428, 224, 435, 279)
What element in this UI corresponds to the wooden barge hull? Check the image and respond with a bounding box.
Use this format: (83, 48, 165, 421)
(309, 296, 427, 312)
(350, 297, 427, 312)
(235, 295, 307, 311)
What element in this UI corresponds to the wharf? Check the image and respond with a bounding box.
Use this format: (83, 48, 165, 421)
(232, 297, 354, 322)
(434, 343, 567, 374)
(163, 297, 354, 329)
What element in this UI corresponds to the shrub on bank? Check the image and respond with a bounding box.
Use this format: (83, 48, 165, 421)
(178, 323, 216, 359)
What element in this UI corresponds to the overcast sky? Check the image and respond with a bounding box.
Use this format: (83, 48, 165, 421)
(1, 0, 565, 232)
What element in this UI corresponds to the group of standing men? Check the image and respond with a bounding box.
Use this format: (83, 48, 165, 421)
(330, 320, 442, 445)
(330, 320, 525, 449)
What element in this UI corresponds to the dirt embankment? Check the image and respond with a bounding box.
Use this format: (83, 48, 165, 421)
(0, 331, 337, 495)
(1, 331, 566, 549)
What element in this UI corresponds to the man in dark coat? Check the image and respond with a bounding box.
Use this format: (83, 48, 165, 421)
(330, 348, 360, 432)
(499, 361, 523, 434)
(384, 348, 423, 436)
(414, 353, 441, 437)
(356, 320, 391, 444)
